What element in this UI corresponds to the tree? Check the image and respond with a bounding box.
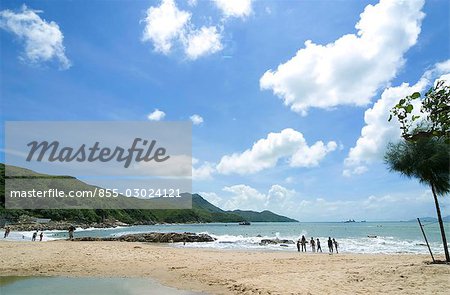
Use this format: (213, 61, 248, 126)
(389, 80, 450, 142)
(387, 79, 450, 262)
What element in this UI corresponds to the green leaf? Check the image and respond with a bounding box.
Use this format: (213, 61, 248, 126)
(411, 92, 421, 99)
(405, 105, 413, 113)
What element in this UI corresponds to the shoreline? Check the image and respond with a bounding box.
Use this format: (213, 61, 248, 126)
(1, 240, 449, 294)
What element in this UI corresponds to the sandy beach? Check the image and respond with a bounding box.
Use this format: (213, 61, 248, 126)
(1, 240, 449, 294)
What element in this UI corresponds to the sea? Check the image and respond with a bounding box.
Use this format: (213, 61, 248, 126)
(3, 221, 449, 255)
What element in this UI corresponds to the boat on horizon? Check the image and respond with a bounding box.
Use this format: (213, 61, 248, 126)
(239, 221, 251, 225)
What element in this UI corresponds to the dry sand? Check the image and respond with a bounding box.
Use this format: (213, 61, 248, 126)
(1, 240, 449, 294)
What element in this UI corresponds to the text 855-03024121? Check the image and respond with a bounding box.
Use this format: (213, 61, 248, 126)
(124, 188, 181, 198)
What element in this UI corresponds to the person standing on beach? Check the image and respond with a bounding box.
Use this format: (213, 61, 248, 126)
(301, 235, 307, 252)
(32, 231, 37, 241)
(310, 237, 316, 252)
(316, 238, 322, 252)
(296, 239, 300, 252)
(39, 232, 44, 242)
(333, 238, 339, 254)
(328, 237, 333, 253)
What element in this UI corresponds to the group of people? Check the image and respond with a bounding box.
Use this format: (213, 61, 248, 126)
(31, 231, 44, 242)
(3, 226, 75, 241)
(3, 227, 44, 241)
(296, 236, 339, 254)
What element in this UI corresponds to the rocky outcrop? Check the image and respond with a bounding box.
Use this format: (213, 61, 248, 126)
(260, 238, 295, 245)
(73, 232, 215, 243)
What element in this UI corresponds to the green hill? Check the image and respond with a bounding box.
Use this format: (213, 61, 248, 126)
(0, 164, 297, 225)
(229, 210, 297, 222)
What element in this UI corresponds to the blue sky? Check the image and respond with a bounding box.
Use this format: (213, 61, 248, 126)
(1, 0, 449, 221)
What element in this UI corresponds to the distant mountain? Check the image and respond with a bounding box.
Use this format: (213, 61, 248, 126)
(229, 209, 297, 222)
(0, 164, 297, 224)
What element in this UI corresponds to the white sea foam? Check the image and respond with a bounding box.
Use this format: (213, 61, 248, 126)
(175, 232, 446, 254)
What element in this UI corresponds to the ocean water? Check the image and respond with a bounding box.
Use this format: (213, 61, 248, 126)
(3, 221, 449, 255)
(0, 276, 203, 295)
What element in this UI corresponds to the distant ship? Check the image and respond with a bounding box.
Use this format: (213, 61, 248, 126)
(344, 219, 356, 223)
(239, 221, 251, 225)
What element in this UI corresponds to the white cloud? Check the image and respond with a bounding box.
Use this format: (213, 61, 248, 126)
(213, 0, 253, 19)
(291, 141, 337, 167)
(221, 184, 296, 212)
(142, 0, 223, 59)
(260, 0, 425, 115)
(184, 26, 223, 60)
(199, 192, 222, 207)
(189, 114, 204, 125)
(147, 109, 166, 121)
(267, 184, 296, 206)
(344, 60, 450, 176)
(216, 128, 337, 175)
(192, 161, 215, 180)
(0, 5, 71, 69)
(142, 0, 191, 54)
(223, 184, 266, 210)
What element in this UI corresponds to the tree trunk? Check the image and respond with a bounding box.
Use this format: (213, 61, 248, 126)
(431, 183, 450, 262)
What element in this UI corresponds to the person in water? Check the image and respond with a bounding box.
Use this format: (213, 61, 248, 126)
(316, 238, 322, 252)
(333, 238, 339, 254)
(68, 225, 76, 240)
(32, 231, 37, 242)
(300, 235, 307, 252)
(3, 227, 10, 238)
(328, 237, 333, 253)
(310, 237, 316, 252)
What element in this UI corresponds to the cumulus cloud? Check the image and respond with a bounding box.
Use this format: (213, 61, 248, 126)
(260, 0, 425, 115)
(192, 160, 215, 180)
(141, 0, 190, 54)
(344, 60, 450, 176)
(216, 128, 337, 175)
(291, 141, 337, 167)
(221, 184, 296, 212)
(147, 109, 166, 121)
(199, 191, 222, 207)
(223, 184, 267, 210)
(213, 0, 253, 19)
(0, 5, 71, 69)
(184, 26, 223, 60)
(142, 0, 223, 59)
(189, 114, 204, 125)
